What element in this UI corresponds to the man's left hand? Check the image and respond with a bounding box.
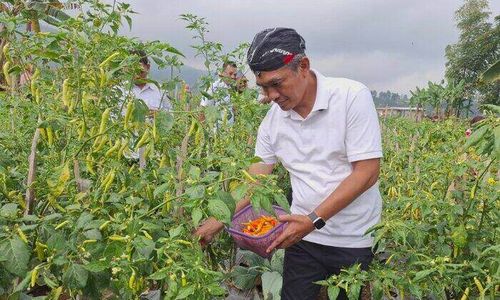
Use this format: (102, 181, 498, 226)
(266, 214, 315, 253)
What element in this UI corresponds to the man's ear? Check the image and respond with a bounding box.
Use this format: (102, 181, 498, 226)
(299, 56, 310, 73)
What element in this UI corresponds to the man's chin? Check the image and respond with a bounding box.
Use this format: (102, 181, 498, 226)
(277, 102, 292, 111)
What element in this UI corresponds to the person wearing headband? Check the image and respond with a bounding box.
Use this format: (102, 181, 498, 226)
(196, 27, 383, 300)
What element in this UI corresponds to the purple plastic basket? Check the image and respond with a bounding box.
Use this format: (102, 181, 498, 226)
(227, 204, 288, 258)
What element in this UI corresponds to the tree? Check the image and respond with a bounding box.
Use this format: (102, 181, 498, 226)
(445, 0, 499, 106)
(409, 80, 467, 117)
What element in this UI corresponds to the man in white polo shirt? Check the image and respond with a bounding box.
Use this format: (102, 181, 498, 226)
(195, 28, 382, 299)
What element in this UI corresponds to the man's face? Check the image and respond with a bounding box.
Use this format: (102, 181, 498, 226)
(255, 63, 308, 111)
(135, 62, 150, 81)
(221, 65, 238, 82)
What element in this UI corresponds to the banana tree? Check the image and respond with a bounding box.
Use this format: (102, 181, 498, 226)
(480, 59, 500, 83)
(442, 79, 466, 117)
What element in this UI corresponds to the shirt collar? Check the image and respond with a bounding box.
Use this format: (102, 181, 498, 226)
(283, 68, 330, 119)
(134, 82, 156, 93)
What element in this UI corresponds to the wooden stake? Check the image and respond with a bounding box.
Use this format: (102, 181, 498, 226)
(25, 128, 40, 215)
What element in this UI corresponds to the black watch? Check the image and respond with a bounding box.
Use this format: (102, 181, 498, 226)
(307, 211, 326, 230)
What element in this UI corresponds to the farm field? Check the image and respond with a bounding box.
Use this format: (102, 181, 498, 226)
(0, 1, 499, 299)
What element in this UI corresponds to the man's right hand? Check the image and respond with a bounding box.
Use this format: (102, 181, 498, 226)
(194, 217, 224, 246)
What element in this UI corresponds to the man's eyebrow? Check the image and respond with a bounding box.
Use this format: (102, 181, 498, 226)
(257, 77, 283, 87)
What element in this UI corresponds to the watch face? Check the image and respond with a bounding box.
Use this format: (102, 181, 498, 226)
(314, 218, 326, 229)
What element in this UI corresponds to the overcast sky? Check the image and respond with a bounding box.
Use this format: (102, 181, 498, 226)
(113, 0, 499, 95)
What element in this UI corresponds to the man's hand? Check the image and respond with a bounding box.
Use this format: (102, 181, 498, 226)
(194, 217, 224, 247)
(266, 214, 315, 253)
(195, 163, 274, 247)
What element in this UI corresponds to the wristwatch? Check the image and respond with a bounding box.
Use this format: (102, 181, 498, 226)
(307, 211, 326, 230)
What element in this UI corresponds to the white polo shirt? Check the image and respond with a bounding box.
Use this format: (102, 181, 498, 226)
(255, 70, 383, 248)
(132, 83, 171, 111)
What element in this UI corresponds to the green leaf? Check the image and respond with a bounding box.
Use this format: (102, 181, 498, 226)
(76, 212, 93, 230)
(133, 236, 155, 258)
(413, 269, 435, 282)
(188, 166, 201, 179)
(169, 224, 183, 238)
(175, 285, 195, 299)
(185, 185, 205, 199)
(262, 271, 282, 300)
(132, 99, 149, 123)
(155, 111, 174, 134)
(273, 193, 290, 213)
(124, 15, 132, 30)
(207, 199, 231, 224)
(84, 229, 102, 240)
(232, 183, 249, 201)
(63, 263, 89, 288)
(206, 283, 226, 296)
(328, 286, 340, 300)
(13, 270, 31, 293)
(463, 126, 488, 151)
(200, 91, 213, 100)
(43, 213, 62, 222)
(165, 45, 185, 58)
(204, 106, 220, 124)
(191, 208, 203, 227)
(250, 156, 263, 164)
(216, 191, 236, 215)
(84, 260, 109, 273)
(494, 125, 500, 160)
(153, 183, 169, 199)
(480, 59, 500, 83)
(0, 236, 30, 276)
(482, 104, 500, 114)
(231, 265, 259, 290)
(348, 283, 361, 300)
(258, 192, 274, 215)
(47, 232, 67, 251)
(270, 249, 285, 274)
(250, 192, 262, 213)
(148, 268, 169, 280)
(0, 203, 18, 218)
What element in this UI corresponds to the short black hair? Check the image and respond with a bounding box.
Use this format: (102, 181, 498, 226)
(131, 49, 149, 65)
(222, 61, 237, 70)
(470, 115, 485, 125)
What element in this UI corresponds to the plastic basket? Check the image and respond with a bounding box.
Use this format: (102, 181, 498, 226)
(226, 204, 288, 258)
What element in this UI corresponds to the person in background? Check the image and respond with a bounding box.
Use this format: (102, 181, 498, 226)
(465, 115, 485, 137)
(128, 49, 171, 113)
(235, 71, 248, 93)
(122, 50, 171, 165)
(199, 61, 238, 124)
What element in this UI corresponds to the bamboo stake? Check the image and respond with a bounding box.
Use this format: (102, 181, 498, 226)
(25, 128, 40, 215)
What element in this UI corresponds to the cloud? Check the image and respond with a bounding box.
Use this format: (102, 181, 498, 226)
(310, 51, 444, 94)
(112, 0, 500, 94)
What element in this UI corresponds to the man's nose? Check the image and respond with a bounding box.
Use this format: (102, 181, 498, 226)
(267, 88, 280, 101)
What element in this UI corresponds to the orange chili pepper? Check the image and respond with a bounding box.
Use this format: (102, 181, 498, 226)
(241, 215, 279, 236)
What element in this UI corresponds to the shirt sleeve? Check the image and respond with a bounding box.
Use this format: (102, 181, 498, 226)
(345, 88, 383, 162)
(199, 97, 214, 107)
(200, 83, 216, 107)
(255, 121, 278, 164)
